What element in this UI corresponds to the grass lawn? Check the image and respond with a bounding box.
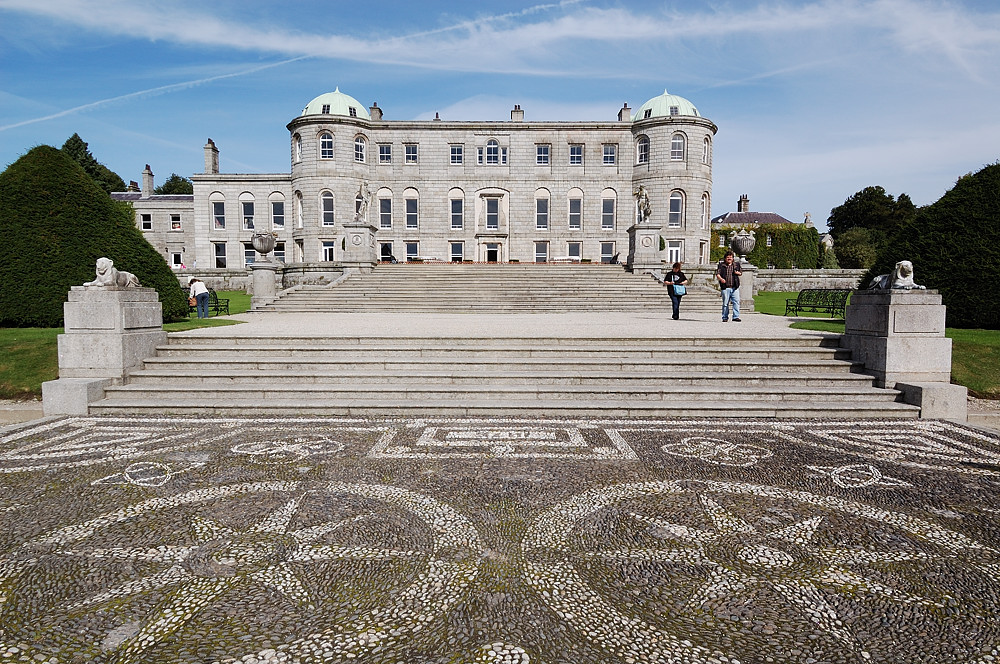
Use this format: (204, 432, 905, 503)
(0, 291, 249, 400)
(758, 290, 1000, 398)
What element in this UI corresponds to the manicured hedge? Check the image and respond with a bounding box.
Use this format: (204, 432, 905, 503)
(862, 163, 1000, 329)
(0, 146, 188, 327)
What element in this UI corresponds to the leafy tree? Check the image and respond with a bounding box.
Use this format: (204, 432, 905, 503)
(827, 186, 916, 243)
(60, 133, 126, 195)
(154, 173, 193, 195)
(834, 227, 880, 269)
(821, 246, 841, 269)
(862, 163, 1000, 329)
(0, 146, 188, 326)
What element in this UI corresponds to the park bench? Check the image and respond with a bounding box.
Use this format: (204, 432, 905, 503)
(189, 289, 230, 316)
(784, 289, 852, 318)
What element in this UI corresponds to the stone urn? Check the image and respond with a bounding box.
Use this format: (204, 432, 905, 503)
(731, 230, 756, 259)
(251, 232, 276, 259)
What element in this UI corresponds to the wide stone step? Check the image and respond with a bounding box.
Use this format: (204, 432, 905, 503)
(127, 368, 877, 387)
(89, 396, 919, 418)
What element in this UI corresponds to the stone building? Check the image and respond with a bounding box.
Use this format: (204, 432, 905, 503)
(113, 88, 717, 273)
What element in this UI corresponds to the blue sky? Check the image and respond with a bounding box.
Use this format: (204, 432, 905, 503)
(1, 0, 998, 231)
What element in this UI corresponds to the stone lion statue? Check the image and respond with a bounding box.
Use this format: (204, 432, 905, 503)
(83, 257, 141, 288)
(867, 260, 926, 290)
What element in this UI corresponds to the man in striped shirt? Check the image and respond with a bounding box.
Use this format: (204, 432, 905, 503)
(715, 250, 743, 322)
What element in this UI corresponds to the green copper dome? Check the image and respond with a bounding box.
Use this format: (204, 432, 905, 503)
(301, 88, 370, 120)
(633, 90, 700, 120)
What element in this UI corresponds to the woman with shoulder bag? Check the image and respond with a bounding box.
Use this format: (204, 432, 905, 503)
(665, 262, 688, 320)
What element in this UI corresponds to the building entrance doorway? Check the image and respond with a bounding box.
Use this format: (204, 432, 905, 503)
(485, 243, 500, 262)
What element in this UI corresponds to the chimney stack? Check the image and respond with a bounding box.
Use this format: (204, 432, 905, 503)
(511, 104, 524, 122)
(141, 164, 154, 199)
(204, 138, 219, 174)
(618, 102, 631, 121)
(738, 194, 750, 213)
(369, 102, 383, 121)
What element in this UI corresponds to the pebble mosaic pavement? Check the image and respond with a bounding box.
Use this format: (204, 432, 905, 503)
(1, 416, 999, 663)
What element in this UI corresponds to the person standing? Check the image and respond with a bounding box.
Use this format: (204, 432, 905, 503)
(665, 262, 688, 320)
(715, 250, 742, 322)
(189, 278, 210, 319)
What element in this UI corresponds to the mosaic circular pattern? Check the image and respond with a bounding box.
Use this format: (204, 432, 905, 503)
(0, 481, 482, 663)
(524, 479, 1000, 663)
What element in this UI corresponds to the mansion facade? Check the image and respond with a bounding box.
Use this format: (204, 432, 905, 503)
(113, 88, 718, 271)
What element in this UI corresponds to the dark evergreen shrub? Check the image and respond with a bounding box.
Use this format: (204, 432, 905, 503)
(0, 146, 189, 327)
(862, 163, 1000, 329)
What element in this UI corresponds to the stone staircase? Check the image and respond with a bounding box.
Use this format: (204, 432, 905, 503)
(93, 334, 918, 418)
(254, 262, 722, 313)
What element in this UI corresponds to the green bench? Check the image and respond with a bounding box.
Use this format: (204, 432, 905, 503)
(190, 289, 230, 316)
(784, 289, 851, 318)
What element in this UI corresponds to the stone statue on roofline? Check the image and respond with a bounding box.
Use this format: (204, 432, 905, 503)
(867, 260, 927, 290)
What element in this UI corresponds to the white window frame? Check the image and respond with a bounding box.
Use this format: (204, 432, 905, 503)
(668, 192, 684, 228)
(450, 145, 464, 164)
(486, 140, 500, 165)
(485, 198, 499, 230)
(271, 201, 284, 229)
(667, 240, 682, 263)
(170, 252, 182, 267)
(404, 144, 418, 164)
(405, 197, 418, 228)
(568, 242, 582, 259)
(451, 199, 464, 229)
(406, 242, 419, 261)
(536, 144, 550, 165)
(320, 133, 334, 159)
(670, 133, 686, 161)
(354, 136, 366, 163)
(700, 195, 709, 230)
(536, 198, 549, 230)
(244, 242, 256, 266)
(212, 201, 226, 230)
(242, 201, 255, 230)
(601, 198, 615, 230)
(213, 242, 227, 269)
(321, 241, 336, 262)
(170, 214, 182, 231)
(636, 137, 649, 164)
(274, 241, 285, 263)
(140, 213, 152, 231)
(378, 144, 392, 164)
(379, 198, 392, 229)
(534, 241, 548, 263)
(569, 144, 583, 165)
(601, 242, 616, 264)
(603, 144, 617, 165)
(450, 241, 464, 262)
(321, 192, 335, 226)
(569, 198, 582, 230)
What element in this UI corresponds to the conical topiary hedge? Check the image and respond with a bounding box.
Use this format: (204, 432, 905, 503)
(0, 145, 188, 327)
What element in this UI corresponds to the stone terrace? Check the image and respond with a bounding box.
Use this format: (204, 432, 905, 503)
(1, 414, 999, 663)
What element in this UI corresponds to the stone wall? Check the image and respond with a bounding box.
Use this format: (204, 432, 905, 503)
(754, 269, 866, 293)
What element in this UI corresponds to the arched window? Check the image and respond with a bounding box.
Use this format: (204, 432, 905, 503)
(535, 188, 550, 230)
(702, 136, 711, 165)
(239, 192, 255, 230)
(210, 192, 226, 230)
(449, 188, 465, 230)
(269, 192, 285, 230)
(319, 132, 334, 159)
(601, 188, 617, 230)
(354, 136, 366, 163)
(636, 136, 650, 164)
(567, 187, 584, 230)
(293, 134, 302, 163)
(320, 191, 335, 226)
(700, 193, 709, 230)
(403, 187, 418, 229)
(486, 139, 500, 165)
(670, 133, 686, 161)
(295, 191, 303, 229)
(668, 191, 684, 228)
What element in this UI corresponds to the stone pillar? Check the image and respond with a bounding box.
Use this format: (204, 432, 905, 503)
(250, 261, 280, 309)
(341, 220, 378, 274)
(737, 263, 756, 313)
(626, 222, 663, 271)
(841, 289, 966, 419)
(42, 287, 166, 416)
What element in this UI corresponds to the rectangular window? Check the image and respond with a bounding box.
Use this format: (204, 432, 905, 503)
(242, 201, 254, 230)
(667, 240, 682, 264)
(379, 198, 392, 229)
(569, 144, 583, 165)
(534, 241, 548, 263)
(477, 147, 484, 165)
(569, 198, 582, 230)
(354, 139, 365, 162)
(170, 252, 182, 267)
(601, 242, 616, 264)
(501, 147, 508, 165)
(486, 198, 499, 230)
(451, 199, 463, 229)
(766, 233, 773, 247)
(213, 242, 227, 269)
(274, 242, 285, 263)
(601, 199, 615, 229)
(568, 242, 581, 259)
(406, 242, 419, 261)
(322, 241, 336, 262)
(719, 234, 727, 247)
(405, 144, 418, 163)
(380, 242, 394, 261)
(322, 196, 335, 226)
(536, 144, 550, 165)
(450, 242, 464, 262)
(170, 214, 181, 231)
(271, 201, 284, 229)
(405, 198, 418, 228)
(450, 145, 464, 164)
(244, 242, 256, 266)
(486, 142, 499, 164)
(379, 144, 392, 164)
(140, 213, 152, 230)
(294, 239, 304, 262)
(536, 199, 548, 230)
(212, 202, 225, 229)
(668, 196, 682, 228)
(603, 144, 617, 165)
